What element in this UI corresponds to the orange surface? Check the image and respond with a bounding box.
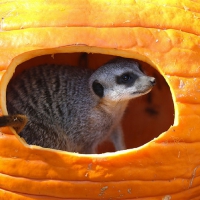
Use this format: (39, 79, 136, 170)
(0, 0, 200, 199)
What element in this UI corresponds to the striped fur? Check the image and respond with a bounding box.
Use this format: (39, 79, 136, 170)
(6, 58, 155, 153)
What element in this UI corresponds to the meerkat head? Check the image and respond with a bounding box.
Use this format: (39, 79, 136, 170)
(89, 57, 156, 102)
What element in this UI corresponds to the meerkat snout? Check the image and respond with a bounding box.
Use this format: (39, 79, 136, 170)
(90, 58, 156, 101)
(150, 77, 156, 85)
(132, 75, 156, 97)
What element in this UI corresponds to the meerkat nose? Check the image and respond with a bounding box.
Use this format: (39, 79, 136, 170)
(150, 77, 156, 86)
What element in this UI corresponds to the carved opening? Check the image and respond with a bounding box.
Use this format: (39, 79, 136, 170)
(6, 53, 174, 154)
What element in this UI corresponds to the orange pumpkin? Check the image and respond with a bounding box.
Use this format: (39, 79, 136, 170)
(0, 0, 200, 199)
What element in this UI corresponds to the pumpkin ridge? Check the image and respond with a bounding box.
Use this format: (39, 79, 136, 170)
(4, 26, 200, 39)
(1, 24, 200, 38)
(1, 174, 200, 183)
(0, 27, 199, 50)
(1, 149, 200, 182)
(0, 190, 73, 200)
(0, 188, 65, 200)
(0, 177, 199, 199)
(1, 175, 200, 196)
(1, 0, 200, 36)
(2, 164, 200, 182)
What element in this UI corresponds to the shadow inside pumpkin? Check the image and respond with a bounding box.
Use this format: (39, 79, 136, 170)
(6, 53, 174, 154)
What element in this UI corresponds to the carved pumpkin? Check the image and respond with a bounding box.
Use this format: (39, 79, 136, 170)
(0, 0, 200, 199)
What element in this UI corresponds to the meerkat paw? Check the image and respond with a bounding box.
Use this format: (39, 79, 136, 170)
(0, 114, 28, 133)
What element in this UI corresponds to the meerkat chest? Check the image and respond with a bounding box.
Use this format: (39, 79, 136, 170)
(91, 100, 128, 130)
(100, 100, 128, 120)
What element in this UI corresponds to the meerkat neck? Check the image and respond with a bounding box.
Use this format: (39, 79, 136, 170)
(98, 99, 129, 116)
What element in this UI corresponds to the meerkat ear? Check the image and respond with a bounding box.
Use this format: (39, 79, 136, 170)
(92, 80, 104, 98)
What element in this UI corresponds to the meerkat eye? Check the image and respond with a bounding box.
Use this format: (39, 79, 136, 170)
(121, 74, 132, 82)
(117, 72, 136, 85)
(92, 80, 104, 98)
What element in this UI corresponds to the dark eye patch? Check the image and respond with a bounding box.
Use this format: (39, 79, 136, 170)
(92, 80, 104, 98)
(116, 72, 137, 86)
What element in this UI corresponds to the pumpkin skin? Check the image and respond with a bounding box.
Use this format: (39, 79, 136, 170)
(0, 0, 200, 199)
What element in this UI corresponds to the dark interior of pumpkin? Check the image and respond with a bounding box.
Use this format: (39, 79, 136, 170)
(8, 52, 174, 153)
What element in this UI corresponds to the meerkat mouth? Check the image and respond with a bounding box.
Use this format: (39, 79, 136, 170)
(132, 87, 153, 95)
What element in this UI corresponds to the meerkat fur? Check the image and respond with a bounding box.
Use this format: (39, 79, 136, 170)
(2, 57, 155, 154)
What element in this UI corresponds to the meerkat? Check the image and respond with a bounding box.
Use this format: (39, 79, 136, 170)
(0, 57, 155, 154)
